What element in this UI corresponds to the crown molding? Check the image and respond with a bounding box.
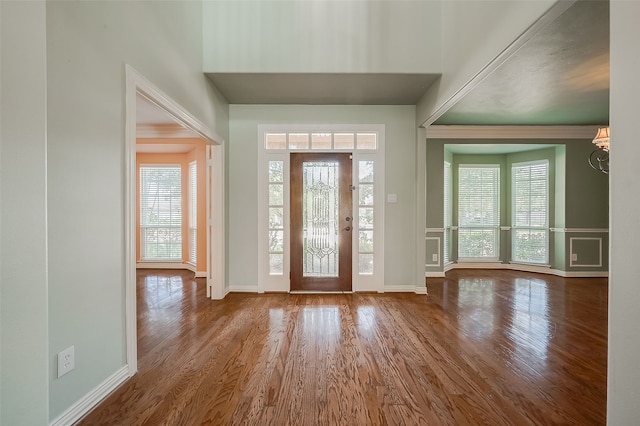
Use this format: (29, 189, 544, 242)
(425, 125, 602, 140)
(136, 123, 201, 139)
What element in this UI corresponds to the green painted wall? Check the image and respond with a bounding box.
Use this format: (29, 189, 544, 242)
(425, 138, 608, 274)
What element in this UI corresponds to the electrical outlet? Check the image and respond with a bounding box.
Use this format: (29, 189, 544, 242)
(571, 253, 578, 262)
(58, 346, 75, 378)
(432, 254, 438, 262)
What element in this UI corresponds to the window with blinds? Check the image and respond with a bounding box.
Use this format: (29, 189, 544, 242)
(458, 165, 500, 260)
(140, 165, 182, 260)
(512, 160, 549, 264)
(189, 161, 197, 265)
(443, 161, 452, 264)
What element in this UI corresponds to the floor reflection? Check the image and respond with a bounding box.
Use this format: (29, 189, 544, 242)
(509, 278, 550, 367)
(356, 305, 376, 337)
(301, 306, 340, 339)
(457, 278, 496, 339)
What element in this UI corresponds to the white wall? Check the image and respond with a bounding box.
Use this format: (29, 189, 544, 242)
(46, 1, 228, 421)
(0, 2, 49, 424)
(203, 0, 441, 73)
(608, 1, 640, 422)
(228, 105, 418, 290)
(416, 0, 557, 125)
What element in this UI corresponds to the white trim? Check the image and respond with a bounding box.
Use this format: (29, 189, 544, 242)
(550, 228, 609, 233)
(136, 262, 194, 271)
(136, 123, 200, 139)
(570, 237, 603, 268)
(445, 262, 607, 278)
(49, 366, 130, 426)
(195, 271, 207, 278)
(425, 271, 447, 278)
(425, 125, 600, 139)
(500, 226, 511, 231)
(556, 271, 609, 278)
(420, 0, 577, 127)
(383, 285, 421, 293)
(229, 284, 260, 293)
(125, 64, 225, 377)
(209, 143, 226, 299)
(425, 227, 444, 233)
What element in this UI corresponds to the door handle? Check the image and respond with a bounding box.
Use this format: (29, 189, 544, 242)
(343, 226, 352, 231)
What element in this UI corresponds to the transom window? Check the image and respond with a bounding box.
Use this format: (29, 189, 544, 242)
(265, 132, 377, 151)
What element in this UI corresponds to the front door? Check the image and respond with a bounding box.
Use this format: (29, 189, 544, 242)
(290, 153, 353, 291)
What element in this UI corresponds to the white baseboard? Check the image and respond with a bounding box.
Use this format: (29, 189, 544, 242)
(382, 285, 419, 293)
(414, 286, 428, 295)
(228, 284, 259, 293)
(425, 272, 446, 278)
(49, 365, 130, 426)
(443, 262, 608, 278)
(195, 271, 207, 278)
(555, 270, 609, 278)
(136, 262, 193, 271)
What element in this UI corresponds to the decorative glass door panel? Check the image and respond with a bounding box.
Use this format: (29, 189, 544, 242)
(291, 153, 352, 291)
(303, 161, 339, 277)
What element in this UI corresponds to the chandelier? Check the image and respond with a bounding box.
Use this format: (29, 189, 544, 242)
(589, 126, 609, 174)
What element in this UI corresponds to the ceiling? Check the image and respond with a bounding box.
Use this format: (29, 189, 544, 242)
(206, 73, 440, 105)
(136, 93, 202, 151)
(435, 0, 609, 126)
(139, 1, 609, 129)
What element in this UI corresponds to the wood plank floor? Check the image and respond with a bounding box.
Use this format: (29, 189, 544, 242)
(78, 269, 607, 425)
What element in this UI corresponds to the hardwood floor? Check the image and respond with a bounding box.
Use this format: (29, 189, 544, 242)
(78, 269, 607, 425)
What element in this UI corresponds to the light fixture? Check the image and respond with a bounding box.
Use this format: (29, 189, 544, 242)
(589, 126, 609, 174)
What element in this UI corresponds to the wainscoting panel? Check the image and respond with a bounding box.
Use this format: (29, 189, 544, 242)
(570, 237, 603, 267)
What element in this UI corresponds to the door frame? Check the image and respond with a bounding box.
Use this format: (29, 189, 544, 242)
(257, 124, 385, 294)
(125, 65, 226, 375)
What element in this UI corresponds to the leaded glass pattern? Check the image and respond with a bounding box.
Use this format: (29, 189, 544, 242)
(302, 161, 340, 277)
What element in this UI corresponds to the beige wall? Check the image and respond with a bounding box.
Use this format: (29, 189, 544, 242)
(136, 139, 209, 273)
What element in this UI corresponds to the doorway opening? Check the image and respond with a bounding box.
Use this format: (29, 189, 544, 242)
(125, 65, 225, 375)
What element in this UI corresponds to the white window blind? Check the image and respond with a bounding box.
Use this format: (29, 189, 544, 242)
(140, 165, 182, 260)
(512, 160, 549, 264)
(443, 161, 452, 264)
(189, 161, 197, 265)
(458, 165, 500, 259)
